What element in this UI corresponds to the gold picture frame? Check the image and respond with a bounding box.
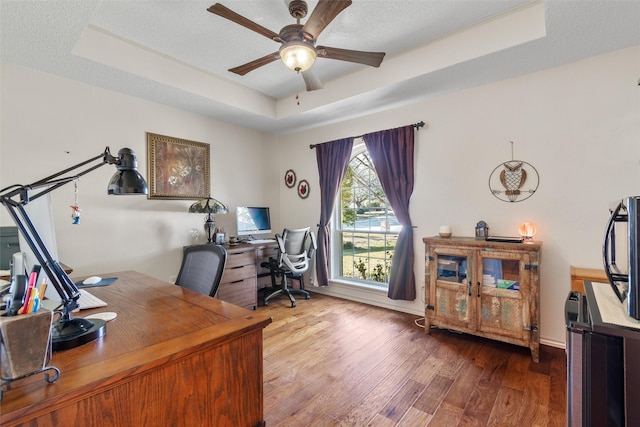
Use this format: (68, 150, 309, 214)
(147, 132, 210, 200)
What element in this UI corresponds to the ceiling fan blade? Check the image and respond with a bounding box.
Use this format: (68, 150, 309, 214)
(317, 46, 385, 67)
(301, 68, 323, 91)
(229, 52, 280, 76)
(207, 3, 280, 41)
(302, 0, 352, 40)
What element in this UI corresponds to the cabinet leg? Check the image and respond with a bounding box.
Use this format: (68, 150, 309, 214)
(424, 317, 431, 334)
(530, 342, 539, 363)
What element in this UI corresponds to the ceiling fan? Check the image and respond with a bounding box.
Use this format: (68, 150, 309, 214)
(207, 0, 385, 91)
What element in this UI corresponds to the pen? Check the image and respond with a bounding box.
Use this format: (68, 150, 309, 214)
(26, 288, 38, 313)
(32, 289, 40, 312)
(18, 270, 38, 315)
(39, 277, 48, 299)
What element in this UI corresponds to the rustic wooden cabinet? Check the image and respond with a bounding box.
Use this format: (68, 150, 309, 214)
(423, 236, 541, 362)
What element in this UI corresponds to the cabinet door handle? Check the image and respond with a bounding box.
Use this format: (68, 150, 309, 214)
(468, 282, 472, 296)
(477, 282, 481, 297)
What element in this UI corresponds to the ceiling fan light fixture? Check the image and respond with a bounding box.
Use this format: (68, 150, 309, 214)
(279, 41, 316, 72)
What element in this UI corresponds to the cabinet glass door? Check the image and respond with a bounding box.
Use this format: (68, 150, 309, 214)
(429, 247, 475, 331)
(476, 250, 530, 341)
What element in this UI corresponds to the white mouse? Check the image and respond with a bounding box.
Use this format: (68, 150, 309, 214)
(82, 276, 102, 285)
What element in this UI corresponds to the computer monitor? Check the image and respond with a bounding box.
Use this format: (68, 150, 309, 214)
(236, 207, 271, 237)
(0, 226, 19, 270)
(18, 194, 61, 301)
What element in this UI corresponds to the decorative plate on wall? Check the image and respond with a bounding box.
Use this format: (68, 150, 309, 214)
(297, 179, 309, 199)
(284, 169, 296, 188)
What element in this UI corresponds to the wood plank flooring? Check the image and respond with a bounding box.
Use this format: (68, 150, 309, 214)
(258, 292, 566, 427)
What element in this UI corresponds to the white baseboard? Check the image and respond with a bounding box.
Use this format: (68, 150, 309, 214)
(309, 280, 425, 316)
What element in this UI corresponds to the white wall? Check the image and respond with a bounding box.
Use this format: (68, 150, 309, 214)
(0, 63, 278, 283)
(270, 45, 640, 347)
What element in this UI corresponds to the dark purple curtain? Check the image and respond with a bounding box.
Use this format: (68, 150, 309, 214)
(315, 138, 354, 287)
(363, 126, 416, 300)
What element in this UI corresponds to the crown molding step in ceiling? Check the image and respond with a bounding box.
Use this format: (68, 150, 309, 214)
(2, 0, 639, 134)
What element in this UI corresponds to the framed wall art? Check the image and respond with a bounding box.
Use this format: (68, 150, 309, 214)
(284, 169, 296, 188)
(297, 179, 309, 199)
(147, 132, 210, 200)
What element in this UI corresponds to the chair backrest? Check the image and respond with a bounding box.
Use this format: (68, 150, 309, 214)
(276, 227, 317, 275)
(175, 244, 227, 297)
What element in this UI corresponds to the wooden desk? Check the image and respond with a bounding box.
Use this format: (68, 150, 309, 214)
(0, 263, 73, 281)
(0, 271, 272, 427)
(571, 266, 607, 294)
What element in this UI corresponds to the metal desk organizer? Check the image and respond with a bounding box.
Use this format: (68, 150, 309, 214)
(0, 309, 59, 400)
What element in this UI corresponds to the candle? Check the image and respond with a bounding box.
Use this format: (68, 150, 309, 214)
(439, 226, 452, 237)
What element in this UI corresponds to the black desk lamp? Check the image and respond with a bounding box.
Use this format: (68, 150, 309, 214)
(0, 147, 148, 351)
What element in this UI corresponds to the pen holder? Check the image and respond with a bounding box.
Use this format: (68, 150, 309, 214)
(0, 309, 59, 396)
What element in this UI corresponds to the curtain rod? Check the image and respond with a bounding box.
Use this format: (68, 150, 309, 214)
(309, 121, 425, 149)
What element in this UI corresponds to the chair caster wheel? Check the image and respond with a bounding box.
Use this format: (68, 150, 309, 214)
(264, 301, 269, 306)
(305, 295, 310, 300)
(291, 302, 296, 308)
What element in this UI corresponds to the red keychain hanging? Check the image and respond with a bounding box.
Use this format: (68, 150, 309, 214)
(70, 178, 81, 224)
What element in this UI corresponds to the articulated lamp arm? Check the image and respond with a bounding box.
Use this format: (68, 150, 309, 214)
(0, 146, 148, 350)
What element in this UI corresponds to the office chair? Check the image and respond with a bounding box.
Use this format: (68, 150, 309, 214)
(175, 244, 227, 297)
(262, 227, 317, 308)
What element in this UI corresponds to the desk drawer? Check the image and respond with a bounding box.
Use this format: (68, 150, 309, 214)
(225, 250, 256, 269)
(221, 263, 256, 283)
(218, 278, 257, 310)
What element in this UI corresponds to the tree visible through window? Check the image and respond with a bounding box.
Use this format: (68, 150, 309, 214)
(336, 142, 397, 286)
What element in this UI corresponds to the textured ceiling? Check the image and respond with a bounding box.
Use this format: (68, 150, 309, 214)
(1, 0, 639, 135)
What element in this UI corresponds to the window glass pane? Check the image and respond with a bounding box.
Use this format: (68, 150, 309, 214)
(335, 143, 398, 287)
(482, 258, 521, 290)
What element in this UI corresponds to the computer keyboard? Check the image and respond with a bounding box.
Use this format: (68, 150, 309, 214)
(76, 289, 108, 310)
(247, 239, 276, 244)
(39, 289, 108, 312)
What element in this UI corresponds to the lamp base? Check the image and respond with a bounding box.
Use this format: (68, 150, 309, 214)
(51, 317, 106, 352)
(204, 214, 216, 243)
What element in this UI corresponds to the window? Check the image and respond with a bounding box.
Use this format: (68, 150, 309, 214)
(335, 141, 398, 287)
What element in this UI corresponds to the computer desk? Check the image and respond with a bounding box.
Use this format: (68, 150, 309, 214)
(0, 270, 272, 427)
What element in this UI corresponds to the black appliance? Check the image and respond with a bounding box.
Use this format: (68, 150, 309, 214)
(603, 196, 640, 319)
(565, 281, 640, 426)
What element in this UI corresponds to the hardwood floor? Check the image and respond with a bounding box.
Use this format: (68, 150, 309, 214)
(258, 292, 566, 427)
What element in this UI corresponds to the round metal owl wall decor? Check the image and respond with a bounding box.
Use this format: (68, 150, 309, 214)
(488, 143, 539, 203)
